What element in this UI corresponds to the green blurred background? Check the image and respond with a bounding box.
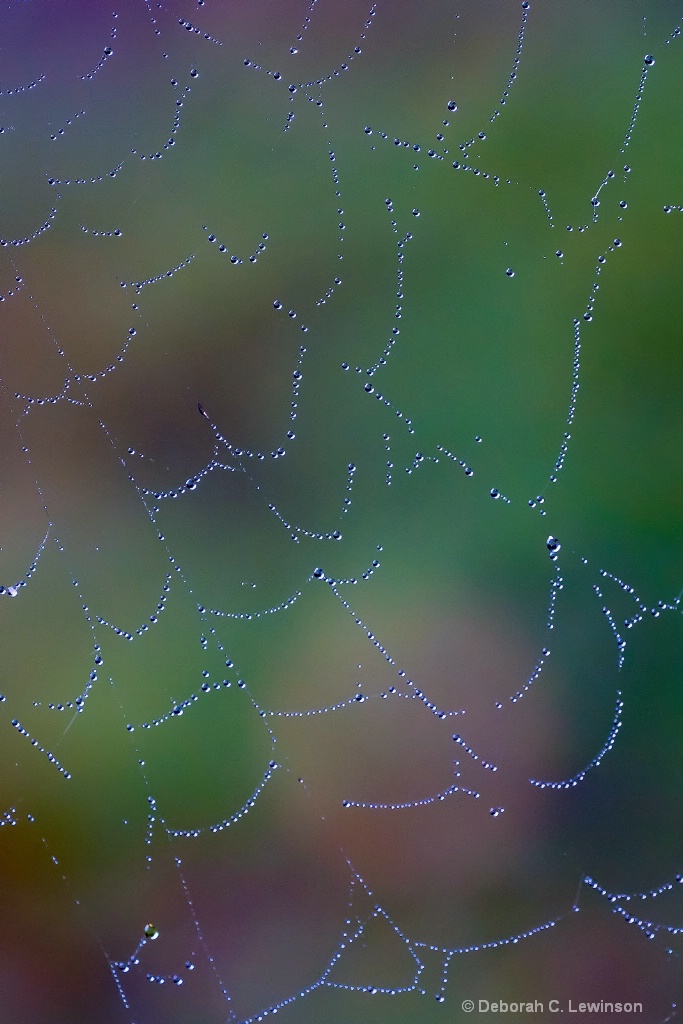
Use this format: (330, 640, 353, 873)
(0, 1, 682, 1021)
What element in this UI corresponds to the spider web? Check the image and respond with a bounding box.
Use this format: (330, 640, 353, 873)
(1, 1, 683, 1022)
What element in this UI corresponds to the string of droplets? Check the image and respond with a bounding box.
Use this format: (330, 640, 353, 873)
(594, 579, 627, 670)
(8, 718, 73, 779)
(162, 757, 279, 838)
(621, 54, 656, 155)
(131, 70, 200, 161)
(243, 5, 378, 305)
(205, 226, 269, 266)
(0, 208, 57, 248)
(265, 462, 355, 541)
(473, 54, 656, 499)
(135, 430, 356, 557)
(120, 251, 195, 292)
(366, 122, 503, 184)
(176, 16, 223, 46)
(7, 199, 663, 831)
(104, 634, 240, 1014)
(342, 362, 416, 434)
(530, 690, 623, 790)
(0, 17, 457, 1012)
(547, 233, 625, 485)
(236, 865, 571, 1018)
(365, 198, 412, 374)
(340, 779, 479, 811)
(429, 914, 563, 1004)
(560, 48, 654, 232)
(365, 0, 531, 180)
(289, 0, 319, 55)
(49, 109, 86, 142)
(80, 223, 122, 238)
(585, 872, 683, 944)
(0, 274, 24, 303)
(80, 29, 117, 81)
(47, 160, 124, 187)
(0, 529, 47, 598)
(445, 0, 533, 187)
(279, 4, 377, 87)
(238, 870, 427, 1021)
(5, 6, 683, 1015)
(377, 0, 531, 182)
(53, 420, 291, 852)
(0, 73, 45, 96)
(243, 4, 377, 98)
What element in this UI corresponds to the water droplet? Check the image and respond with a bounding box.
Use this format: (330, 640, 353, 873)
(144, 924, 159, 940)
(546, 536, 561, 557)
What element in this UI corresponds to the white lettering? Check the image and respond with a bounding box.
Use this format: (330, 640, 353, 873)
(476, 1000, 545, 1013)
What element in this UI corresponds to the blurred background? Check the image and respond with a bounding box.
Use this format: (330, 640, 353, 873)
(0, 1, 682, 1021)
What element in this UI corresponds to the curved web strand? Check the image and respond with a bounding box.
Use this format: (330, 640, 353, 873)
(530, 690, 624, 791)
